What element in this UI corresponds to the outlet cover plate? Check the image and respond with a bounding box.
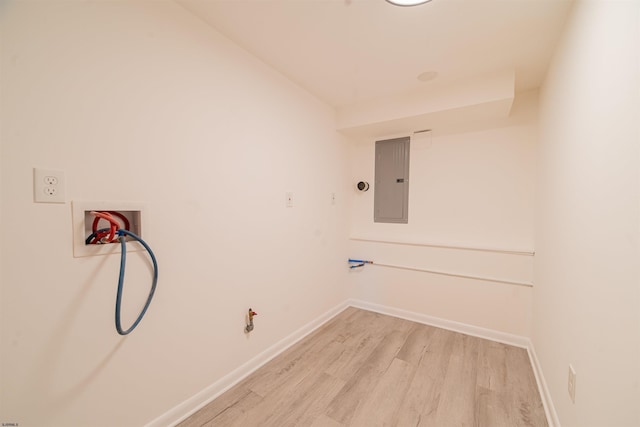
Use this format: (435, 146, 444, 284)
(34, 168, 66, 203)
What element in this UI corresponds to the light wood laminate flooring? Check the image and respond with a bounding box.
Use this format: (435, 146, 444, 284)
(178, 308, 548, 427)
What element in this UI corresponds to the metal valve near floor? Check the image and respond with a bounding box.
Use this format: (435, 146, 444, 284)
(245, 308, 258, 333)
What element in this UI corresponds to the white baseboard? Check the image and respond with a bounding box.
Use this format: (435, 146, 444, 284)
(146, 298, 558, 427)
(144, 300, 350, 427)
(347, 298, 559, 427)
(347, 298, 530, 348)
(527, 341, 561, 427)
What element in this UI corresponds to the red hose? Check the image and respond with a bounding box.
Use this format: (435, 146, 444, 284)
(90, 211, 119, 243)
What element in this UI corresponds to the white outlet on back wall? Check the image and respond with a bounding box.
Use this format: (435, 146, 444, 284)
(34, 168, 66, 203)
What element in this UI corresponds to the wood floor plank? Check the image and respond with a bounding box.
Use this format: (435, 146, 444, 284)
(503, 345, 549, 427)
(477, 339, 509, 391)
(179, 309, 549, 427)
(244, 310, 355, 397)
(310, 414, 344, 427)
(199, 390, 262, 427)
(323, 327, 385, 381)
(476, 385, 513, 427)
(324, 311, 408, 381)
(348, 357, 415, 426)
(396, 322, 435, 366)
(475, 384, 548, 427)
(429, 333, 481, 427)
(394, 326, 455, 426)
(475, 340, 547, 427)
(265, 372, 345, 427)
(238, 340, 346, 426)
(177, 385, 260, 426)
(324, 327, 412, 424)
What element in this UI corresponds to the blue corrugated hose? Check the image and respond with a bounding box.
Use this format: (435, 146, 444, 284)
(115, 229, 158, 335)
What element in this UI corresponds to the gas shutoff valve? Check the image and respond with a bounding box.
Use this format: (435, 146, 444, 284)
(245, 308, 258, 333)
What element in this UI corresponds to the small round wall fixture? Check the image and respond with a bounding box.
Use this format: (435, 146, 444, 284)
(385, 0, 432, 6)
(357, 181, 370, 192)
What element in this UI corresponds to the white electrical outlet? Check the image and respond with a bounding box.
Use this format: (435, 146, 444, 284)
(34, 168, 66, 203)
(568, 364, 576, 403)
(44, 176, 58, 185)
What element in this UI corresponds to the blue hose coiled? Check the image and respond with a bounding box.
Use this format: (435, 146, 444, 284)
(115, 229, 158, 335)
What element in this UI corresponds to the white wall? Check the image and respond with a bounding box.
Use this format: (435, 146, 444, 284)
(0, 2, 350, 426)
(4, 1, 638, 426)
(535, 1, 640, 426)
(348, 90, 538, 336)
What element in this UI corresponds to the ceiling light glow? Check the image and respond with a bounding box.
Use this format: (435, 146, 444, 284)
(385, 0, 432, 6)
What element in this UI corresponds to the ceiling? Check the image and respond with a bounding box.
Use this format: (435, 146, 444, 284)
(178, 0, 573, 111)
